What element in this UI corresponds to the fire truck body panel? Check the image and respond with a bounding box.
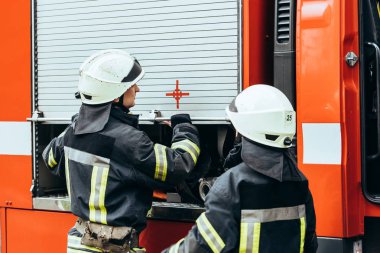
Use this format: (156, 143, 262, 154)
(0, 0, 380, 252)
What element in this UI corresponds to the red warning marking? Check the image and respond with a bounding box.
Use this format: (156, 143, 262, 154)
(165, 80, 190, 109)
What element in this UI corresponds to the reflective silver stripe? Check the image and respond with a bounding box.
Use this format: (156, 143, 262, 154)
(64, 146, 110, 166)
(241, 205, 306, 223)
(154, 144, 168, 181)
(196, 213, 225, 253)
(64, 155, 71, 199)
(169, 238, 184, 253)
(67, 235, 102, 253)
(171, 139, 200, 164)
(89, 165, 109, 224)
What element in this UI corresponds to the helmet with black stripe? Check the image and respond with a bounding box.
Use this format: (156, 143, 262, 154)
(77, 49, 145, 105)
(226, 84, 296, 148)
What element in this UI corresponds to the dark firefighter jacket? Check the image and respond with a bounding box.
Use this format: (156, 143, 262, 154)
(163, 138, 318, 253)
(42, 104, 200, 233)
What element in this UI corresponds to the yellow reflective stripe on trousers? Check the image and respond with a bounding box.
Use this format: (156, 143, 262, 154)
(89, 165, 109, 224)
(169, 238, 184, 253)
(48, 148, 57, 168)
(154, 144, 168, 181)
(300, 217, 306, 253)
(171, 139, 200, 164)
(239, 222, 261, 253)
(68, 235, 102, 253)
(196, 213, 225, 253)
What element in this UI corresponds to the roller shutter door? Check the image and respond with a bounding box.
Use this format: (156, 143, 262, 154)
(34, 0, 241, 122)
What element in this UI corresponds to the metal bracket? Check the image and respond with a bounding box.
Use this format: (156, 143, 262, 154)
(345, 51, 358, 67)
(27, 110, 44, 122)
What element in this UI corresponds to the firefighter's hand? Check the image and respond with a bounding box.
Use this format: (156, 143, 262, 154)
(161, 120, 172, 127)
(170, 114, 192, 128)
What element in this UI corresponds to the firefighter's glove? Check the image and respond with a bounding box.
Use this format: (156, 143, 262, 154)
(171, 114, 192, 128)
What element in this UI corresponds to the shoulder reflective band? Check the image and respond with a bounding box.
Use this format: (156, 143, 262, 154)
(68, 235, 102, 253)
(64, 146, 110, 166)
(48, 148, 57, 168)
(154, 144, 168, 182)
(196, 213, 225, 253)
(239, 222, 261, 253)
(300, 217, 306, 253)
(241, 204, 306, 223)
(169, 238, 184, 253)
(171, 139, 200, 164)
(89, 165, 110, 224)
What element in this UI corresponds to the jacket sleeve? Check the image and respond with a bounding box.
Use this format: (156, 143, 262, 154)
(304, 189, 318, 253)
(121, 122, 201, 185)
(42, 127, 69, 178)
(162, 173, 240, 253)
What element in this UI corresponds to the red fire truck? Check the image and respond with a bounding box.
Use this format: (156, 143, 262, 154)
(0, 0, 380, 252)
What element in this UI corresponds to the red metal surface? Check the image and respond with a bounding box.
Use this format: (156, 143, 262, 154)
(0, 156, 32, 209)
(242, 0, 274, 89)
(1, 208, 6, 253)
(6, 209, 76, 253)
(297, 0, 365, 238)
(140, 220, 194, 253)
(0, 0, 30, 121)
(296, 0, 344, 237)
(340, 0, 365, 236)
(0, 0, 32, 210)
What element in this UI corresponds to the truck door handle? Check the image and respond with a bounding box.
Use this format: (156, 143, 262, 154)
(365, 42, 380, 160)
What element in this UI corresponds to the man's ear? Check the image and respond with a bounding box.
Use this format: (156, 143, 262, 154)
(113, 98, 120, 103)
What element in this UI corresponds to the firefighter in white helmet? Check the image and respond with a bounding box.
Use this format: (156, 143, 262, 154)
(42, 49, 200, 253)
(163, 84, 318, 253)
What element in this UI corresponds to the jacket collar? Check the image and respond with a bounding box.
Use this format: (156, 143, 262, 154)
(74, 103, 112, 135)
(110, 105, 139, 128)
(241, 138, 302, 182)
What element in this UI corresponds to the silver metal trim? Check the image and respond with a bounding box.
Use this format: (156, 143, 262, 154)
(27, 116, 231, 123)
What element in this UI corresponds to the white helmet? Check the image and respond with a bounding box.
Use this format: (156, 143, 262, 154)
(78, 49, 145, 104)
(226, 84, 296, 148)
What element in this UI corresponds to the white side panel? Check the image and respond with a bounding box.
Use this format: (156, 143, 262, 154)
(35, 0, 240, 121)
(0, 122, 31, 155)
(302, 123, 342, 165)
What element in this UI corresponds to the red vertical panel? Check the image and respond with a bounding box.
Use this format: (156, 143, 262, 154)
(0, 0, 32, 209)
(0, 156, 32, 209)
(1, 208, 6, 253)
(7, 209, 76, 253)
(243, 0, 274, 89)
(0, 0, 31, 121)
(340, 0, 365, 237)
(296, 0, 344, 237)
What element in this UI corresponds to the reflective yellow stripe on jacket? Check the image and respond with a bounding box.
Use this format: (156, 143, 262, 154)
(154, 144, 168, 181)
(48, 148, 57, 168)
(239, 205, 306, 253)
(89, 165, 109, 224)
(196, 212, 225, 253)
(171, 139, 200, 164)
